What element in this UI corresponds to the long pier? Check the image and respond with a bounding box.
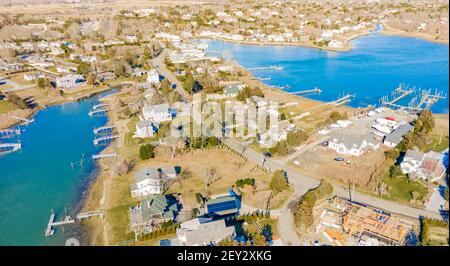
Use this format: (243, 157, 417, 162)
(93, 125, 116, 135)
(88, 108, 109, 116)
(0, 142, 21, 152)
(380, 85, 446, 112)
(247, 65, 284, 71)
(93, 134, 118, 145)
(289, 87, 322, 95)
(92, 103, 111, 110)
(45, 210, 105, 237)
(328, 94, 355, 106)
(253, 76, 272, 81)
(92, 153, 117, 160)
(0, 128, 20, 138)
(10, 115, 34, 124)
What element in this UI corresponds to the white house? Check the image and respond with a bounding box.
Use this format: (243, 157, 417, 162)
(147, 69, 160, 85)
(134, 121, 159, 139)
(401, 149, 446, 182)
(400, 149, 425, 175)
(171, 218, 236, 246)
(328, 132, 380, 156)
(130, 168, 167, 198)
(142, 103, 172, 123)
(56, 74, 86, 89)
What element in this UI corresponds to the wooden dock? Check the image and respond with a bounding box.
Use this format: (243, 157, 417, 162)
(92, 153, 117, 160)
(45, 210, 104, 237)
(0, 142, 21, 152)
(92, 103, 111, 110)
(327, 94, 355, 106)
(10, 115, 34, 125)
(88, 109, 109, 116)
(93, 134, 118, 145)
(45, 212, 56, 237)
(0, 128, 20, 138)
(289, 87, 322, 95)
(247, 65, 283, 71)
(93, 125, 116, 135)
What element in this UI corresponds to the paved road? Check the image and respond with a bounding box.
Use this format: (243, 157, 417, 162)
(151, 49, 190, 102)
(223, 138, 443, 220)
(0, 76, 36, 92)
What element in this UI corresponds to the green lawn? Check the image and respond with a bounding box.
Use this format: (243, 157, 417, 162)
(383, 173, 427, 203)
(0, 100, 16, 114)
(420, 134, 449, 153)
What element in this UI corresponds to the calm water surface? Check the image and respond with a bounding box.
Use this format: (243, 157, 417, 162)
(206, 33, 449, 113)
(0, 90, 114, 245)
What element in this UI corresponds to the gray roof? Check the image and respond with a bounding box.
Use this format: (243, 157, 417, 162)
(404, 149, 425, 162)
(384, 123, 414, 144)
(183, 219, 235, 246)
(143, 103, 170, 114)
(329, 132, 377, 150)
(135, 168, 160, 183)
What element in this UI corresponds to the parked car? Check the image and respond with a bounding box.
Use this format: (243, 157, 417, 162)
(334, 157, 344, 162)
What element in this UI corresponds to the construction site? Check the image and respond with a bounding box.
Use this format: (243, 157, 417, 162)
(309, 197, 418, 246)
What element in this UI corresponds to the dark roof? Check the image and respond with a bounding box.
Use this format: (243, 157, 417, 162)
(206, 196, 238, 216)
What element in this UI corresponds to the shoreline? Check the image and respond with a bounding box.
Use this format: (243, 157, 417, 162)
(197, 25, 448, 53)
(381, 25, 449, 45)
(0, 85, 113, 130)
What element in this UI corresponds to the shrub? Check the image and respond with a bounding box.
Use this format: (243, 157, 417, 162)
(139, 143, 155, 160)
(269, 170, 289, 195)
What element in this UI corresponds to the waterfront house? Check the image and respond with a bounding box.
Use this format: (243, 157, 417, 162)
(130, 167, 179, 198)
(400, 149, 425, 175)
(146, 69, 160, 85)
(56, 74, 86, 89)
(401, 149, 446, 182)
(142, 103, 172, 123)
(95, 71, 116, 82)
(328, 132, 380, 156)
(24, 72, 45, 81)
(205, 194, 239, 217)
(170, 218, 236, 246)
(383, 123, 414, 147)
(134, 120, 159, 139)
(129, 194, 180, 233)
(130, 168, 167, 198)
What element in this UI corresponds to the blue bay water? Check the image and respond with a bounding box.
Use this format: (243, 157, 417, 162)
(0, 91, 114, 246)
(206, 33, 449, 113)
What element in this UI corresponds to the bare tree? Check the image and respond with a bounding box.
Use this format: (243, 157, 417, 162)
(204, 166, 221, 189)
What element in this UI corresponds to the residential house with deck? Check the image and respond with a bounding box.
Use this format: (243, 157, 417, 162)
(169, 218, 236, 246)
(56, 74, 86, 89)
(401, 149, 446, 182)
(383, 123, 414, 147)
(142, 103, 172, 123)
(129, 194, 180, 234)
(328, 132, 380, 156)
